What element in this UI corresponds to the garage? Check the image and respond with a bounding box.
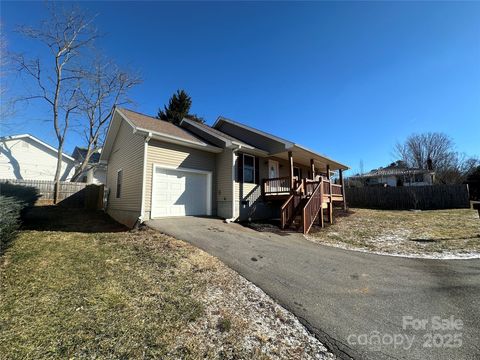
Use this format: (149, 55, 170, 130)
(151, 165, 212, 217)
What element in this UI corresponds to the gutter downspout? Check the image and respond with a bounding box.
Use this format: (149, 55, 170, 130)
(139, 132, 152, 224)
(225, 145, 242, 223)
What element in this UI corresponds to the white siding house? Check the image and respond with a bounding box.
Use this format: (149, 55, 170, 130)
(0, 134, 75, 181)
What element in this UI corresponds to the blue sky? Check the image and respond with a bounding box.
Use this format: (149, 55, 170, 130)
(1, 1, 479, 174)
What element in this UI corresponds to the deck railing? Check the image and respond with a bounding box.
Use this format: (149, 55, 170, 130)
(304, 179, 320, 197)
(262, 176, 291, 195)
(280, 181, 303, 229)
(322, 179, 331, 195)
(331, 184, 343, 196)
(263, 175, 344, 201)
(303, 179, 324, 234)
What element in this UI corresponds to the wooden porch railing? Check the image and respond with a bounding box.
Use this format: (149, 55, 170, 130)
(302, 179, 324, 234)
(280, 181, 303, 229)
(322, 179, 331, 195)
(331, 184, 343, 196)
(263, 176, 291, 195)
(304, 179, 319, 196)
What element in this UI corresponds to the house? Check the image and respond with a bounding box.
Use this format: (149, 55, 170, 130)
(100, 108, 349, 232)
(0, 134, 75, 181)
(348, 161, 435, 187)
(71, 147, 107, 184)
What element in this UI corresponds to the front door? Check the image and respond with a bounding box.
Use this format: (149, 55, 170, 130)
(268, 160, 279, 179)
(268, 160, 280, 192)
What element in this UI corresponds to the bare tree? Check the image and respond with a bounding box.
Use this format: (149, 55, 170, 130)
(359, 159, 364, 175)
(394, 132, 455, 171)
(0, 21, 14, 122)
(13, 4, 97, 201)
(71, 58, 141, 181)
(394, 132, 479, 184)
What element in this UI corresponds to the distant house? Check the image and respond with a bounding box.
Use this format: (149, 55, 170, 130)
(71, 147, 106, 184)
(0, 134, 75, 181)
(349, 162, 435, 187)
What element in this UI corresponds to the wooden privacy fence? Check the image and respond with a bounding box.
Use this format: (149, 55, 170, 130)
(0, 179, 104, 209)
(345, 185, 470, 210)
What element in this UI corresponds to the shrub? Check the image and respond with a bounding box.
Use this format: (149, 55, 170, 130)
(0, 183, 39, 206)
(0, 196, 24, 255)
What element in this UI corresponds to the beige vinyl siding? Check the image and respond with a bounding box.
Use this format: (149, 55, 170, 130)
(234, 154, 312, 221)
(105, 121, 144, 226)
(144, 140, 216, 218)
(216, 148, 234, 219)
(233, 152, 266, 220)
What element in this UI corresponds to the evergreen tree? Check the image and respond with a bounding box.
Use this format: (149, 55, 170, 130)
(157, 89, 204, 124)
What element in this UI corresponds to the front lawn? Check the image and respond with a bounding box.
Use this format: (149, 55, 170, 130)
(308, 208, 480, 258)
(0, 207, 332, 359)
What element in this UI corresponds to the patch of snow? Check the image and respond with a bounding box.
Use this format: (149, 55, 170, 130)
(172, 253, 336, 359)
(305, 235, 480, 260)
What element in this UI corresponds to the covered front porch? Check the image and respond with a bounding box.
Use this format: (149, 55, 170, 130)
(259, 146, 348, 234)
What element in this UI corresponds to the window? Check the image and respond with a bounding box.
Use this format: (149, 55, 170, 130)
(116, 169, 123, 198)
(243, 154, 255, 183)
(414, 173, 423, 183)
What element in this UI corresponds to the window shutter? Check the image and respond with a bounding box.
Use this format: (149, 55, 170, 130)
(255, 157, 260, 184)
(237, 153, 243, 182)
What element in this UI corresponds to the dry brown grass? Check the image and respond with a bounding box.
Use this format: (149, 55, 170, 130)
(0, 207, 333, 359)
(309, 208, 480, 256)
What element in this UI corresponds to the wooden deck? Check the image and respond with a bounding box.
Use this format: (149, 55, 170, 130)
(262, 174, 346, 234)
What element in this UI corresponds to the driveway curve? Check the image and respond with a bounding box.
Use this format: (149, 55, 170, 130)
(147, 217, 480, 360)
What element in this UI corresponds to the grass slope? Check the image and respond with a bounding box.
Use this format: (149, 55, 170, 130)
(1, 207, 332, 359)
(309, 208, 480, 256)
(0, 228, 206, 358)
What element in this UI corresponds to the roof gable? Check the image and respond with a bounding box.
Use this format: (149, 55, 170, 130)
(101, 108, 222, 161)
(0, 134, 75, 162)
(119, 108, 207, 145)
(72, 147, 101, 163)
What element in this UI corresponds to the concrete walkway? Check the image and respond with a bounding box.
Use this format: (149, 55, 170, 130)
(147, 217, 480, 360)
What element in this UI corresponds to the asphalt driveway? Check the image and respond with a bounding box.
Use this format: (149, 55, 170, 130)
(147, 217, 480, 360)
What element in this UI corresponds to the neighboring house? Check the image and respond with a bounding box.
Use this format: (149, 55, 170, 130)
(71, 147, 107, 184)
(349, 163, 435, 187)
(0, 134, 75, 181)
(100, 108, 349, 230)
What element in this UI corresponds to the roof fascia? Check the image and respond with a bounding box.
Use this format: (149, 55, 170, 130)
(142, 130, 223, 153)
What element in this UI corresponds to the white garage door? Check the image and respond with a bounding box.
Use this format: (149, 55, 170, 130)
(152, 166, 211, 217)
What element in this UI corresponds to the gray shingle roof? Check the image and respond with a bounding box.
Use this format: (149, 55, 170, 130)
(352, 167, 433, 178)
(118, 108, 208, 145)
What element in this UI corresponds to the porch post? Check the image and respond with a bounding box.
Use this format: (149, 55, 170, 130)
(326, 165, 333, 223)
(339, 169, 347, 211)
(288, 151, 294, 190)
(310, 159, 315, 179)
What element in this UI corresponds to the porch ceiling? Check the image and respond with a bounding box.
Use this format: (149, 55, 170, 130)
(271, 145, 349, 171)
